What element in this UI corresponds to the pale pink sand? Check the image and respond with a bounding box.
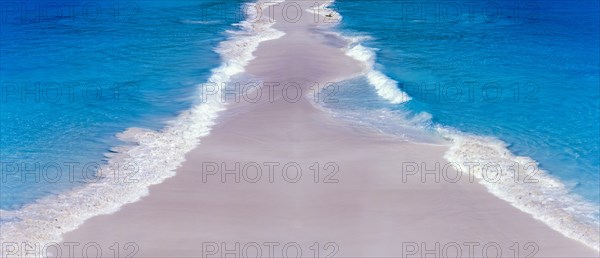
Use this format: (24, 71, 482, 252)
(60, 1, 597, 257)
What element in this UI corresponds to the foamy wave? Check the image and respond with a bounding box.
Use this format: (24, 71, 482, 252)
(437, 126, 600, 251)
(307, 1, 410, 105)
(344, 41, 411, 104)
(317, 76, 600, 250)
(317, 0, 599, 251)
(0, 1, 284, 256)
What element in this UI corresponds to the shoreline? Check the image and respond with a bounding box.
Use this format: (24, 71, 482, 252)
(56, 1, 597, 257)
(1, 0, 596, 257)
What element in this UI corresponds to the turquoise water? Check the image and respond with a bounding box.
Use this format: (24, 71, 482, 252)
(0, 0, 249, 210)
(331, 0, 600, 204)
(0, 0, 598, 248)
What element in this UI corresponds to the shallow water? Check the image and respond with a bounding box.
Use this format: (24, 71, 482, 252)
(0, 0, 248, 210)
(321, 0, 599, 249)
(0, 0, 598, 250)
(330, 0, 599, 204)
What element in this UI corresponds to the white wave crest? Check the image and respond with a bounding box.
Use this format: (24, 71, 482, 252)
(438, 126, 600, 251)
(314, 0, 599, 252)
(307, 1, 409, 105)
(344, 41, 412, 104)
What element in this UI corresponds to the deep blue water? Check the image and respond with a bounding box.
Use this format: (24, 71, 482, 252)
(0, 0, 250, 210)
(332, 0, 600, 203)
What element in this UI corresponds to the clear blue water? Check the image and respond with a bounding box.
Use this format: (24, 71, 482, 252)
(0, 0, 598, 236)
(331, 0, 599, 203)
(0, 0, 250, 210)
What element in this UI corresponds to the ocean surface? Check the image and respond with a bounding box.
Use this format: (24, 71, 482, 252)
(0, 0, 260, 240)
(321, 0, 599, 248)
(1, 0, 598, 250)
(1, 0, 285, 245)
(1, 0, 246, 209)
(330, 0, 600, 203)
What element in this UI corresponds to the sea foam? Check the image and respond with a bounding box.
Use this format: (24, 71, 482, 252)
(319, 0, 599, 252)
(307, 1, 411, 105)
(438, 127, 600, 251)
(342, 40, 410, 104)
(0, 0, 284, 255)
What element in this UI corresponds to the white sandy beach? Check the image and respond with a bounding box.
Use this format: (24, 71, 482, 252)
(57, 1, 598, 257)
